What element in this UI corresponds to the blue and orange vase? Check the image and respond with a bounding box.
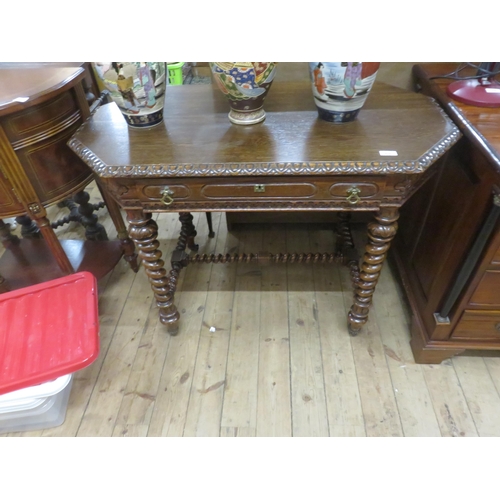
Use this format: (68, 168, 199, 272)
(92, 62, 167, 128)
(209, 62, 277, 125)
(309, 62, 380, 123)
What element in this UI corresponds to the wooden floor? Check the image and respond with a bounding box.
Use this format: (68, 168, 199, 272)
(3, 182, 500, 437)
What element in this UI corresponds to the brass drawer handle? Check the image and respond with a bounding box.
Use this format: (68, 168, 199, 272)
(160, 187, 174, 206)
(254, 184, 266, 193)
(495, 323, 500, 332)
(346, 186, 361, 205)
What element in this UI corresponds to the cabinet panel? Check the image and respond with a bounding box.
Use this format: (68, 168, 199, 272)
(0, 170, 24, 216)
(411, 142, 482, 300)
(15, 127, 92, 204)
(492, 244, 500, 266)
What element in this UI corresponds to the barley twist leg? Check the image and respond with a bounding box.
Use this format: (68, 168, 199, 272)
(126, 210, 180, 335)
(348, 208, 399, 335)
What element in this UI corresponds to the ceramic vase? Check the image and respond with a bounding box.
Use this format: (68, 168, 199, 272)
(309, 62, 380, 123)
(209, 62, 277, 125)
(92, 62, 167, 128)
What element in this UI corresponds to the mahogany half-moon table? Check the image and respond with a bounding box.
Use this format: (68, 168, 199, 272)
(69, 79, 460, 336)
(0, 65, 138, 293)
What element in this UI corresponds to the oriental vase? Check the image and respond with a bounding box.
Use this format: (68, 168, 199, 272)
(92, 62, 167, 128)
(309, 62, 380, 122)
(209, 62, 277, 125)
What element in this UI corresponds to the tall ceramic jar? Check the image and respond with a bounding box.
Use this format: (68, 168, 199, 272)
(92, 62, 167, 128)
(209, 62, 277, 125)
(309, 62, 380, 123)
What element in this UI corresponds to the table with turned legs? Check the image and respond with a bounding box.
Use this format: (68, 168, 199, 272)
(69, 79, 459, 336)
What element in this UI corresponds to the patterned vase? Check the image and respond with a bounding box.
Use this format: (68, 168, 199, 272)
(92, 62, 167, 128)
(209, 62, 277, 125)
(309, 62, 380, 123)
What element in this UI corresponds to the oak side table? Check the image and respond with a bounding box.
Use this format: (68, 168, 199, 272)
(69, 79, 460, 336)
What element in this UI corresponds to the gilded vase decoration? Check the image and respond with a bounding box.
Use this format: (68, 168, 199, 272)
(309, 62, 380, 123)
(209, 62, 277, 125)
(92, 62, 167, 128)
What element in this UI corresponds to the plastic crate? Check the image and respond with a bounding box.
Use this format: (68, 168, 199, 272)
(168, 62, 184, 85)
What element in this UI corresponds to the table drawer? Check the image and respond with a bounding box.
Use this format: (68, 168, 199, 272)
(201, 182, 317, 199)
(469, 270, 500, 307)
(451, 310, 500, 341)
(140, 179, 384, 205)
(2, 92, 80, 148)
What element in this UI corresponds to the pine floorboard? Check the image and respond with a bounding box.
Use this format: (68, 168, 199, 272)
(2, 183, 500, 437)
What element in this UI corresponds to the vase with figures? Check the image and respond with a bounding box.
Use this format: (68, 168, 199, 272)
(92, 62, 167, 128)
(309, 62, 380, 123)
(209, 62, 277, 125)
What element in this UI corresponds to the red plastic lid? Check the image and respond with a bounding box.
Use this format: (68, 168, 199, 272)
(0, 272, 99, 396)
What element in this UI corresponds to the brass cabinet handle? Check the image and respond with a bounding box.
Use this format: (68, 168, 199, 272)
(495, 323, 500, 332)
(160, 187, 174, 206)
(346, 186, 361, 205)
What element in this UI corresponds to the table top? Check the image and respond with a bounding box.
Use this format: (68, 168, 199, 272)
(413, 63, 500, 174)
(70, 79, 459, 179)
(0, 65, 85, 117)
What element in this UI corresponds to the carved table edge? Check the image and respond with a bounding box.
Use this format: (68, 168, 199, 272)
(67, 124, 461, 179)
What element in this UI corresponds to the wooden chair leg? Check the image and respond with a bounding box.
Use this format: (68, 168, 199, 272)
(206, 212, 215, 238)
(0, 219, 20, 248)
(73, 190, 108, 241)
(15, 215, 41, 239)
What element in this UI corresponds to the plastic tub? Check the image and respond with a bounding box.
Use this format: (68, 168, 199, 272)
(168, 62, 184, 85)
(0, 374, 73, 434)
(0, 272, 99, 396)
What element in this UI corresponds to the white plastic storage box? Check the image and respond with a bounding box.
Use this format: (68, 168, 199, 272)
(0, 374, 73, 433)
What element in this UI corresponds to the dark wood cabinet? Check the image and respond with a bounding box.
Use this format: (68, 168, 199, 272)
(392, 63, 500, 363)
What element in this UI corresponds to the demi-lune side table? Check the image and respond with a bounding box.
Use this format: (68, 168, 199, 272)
(0, 65, 138, 292)
(69, 79, 460, 336)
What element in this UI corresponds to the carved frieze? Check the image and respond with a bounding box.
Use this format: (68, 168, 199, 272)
(136, 199, 383, 211)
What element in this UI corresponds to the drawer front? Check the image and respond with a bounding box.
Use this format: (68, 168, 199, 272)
(201, 182, 317, 199)
(451, 310, 500, 341)
(469, 270, 500, 307)
(138, 179, 384, 203)
(143, 184, 191, 200)
(329, 182, 380, 199)
(3, 91, 80, 148)
(112, 177, 389, 211)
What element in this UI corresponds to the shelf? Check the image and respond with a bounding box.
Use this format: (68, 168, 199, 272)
(0, 239, 123, 291)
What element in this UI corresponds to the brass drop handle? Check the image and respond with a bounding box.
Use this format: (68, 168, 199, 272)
(160, 187, 174, 206)
(346, 186, 361, 205)
(495, 323, 500, 332)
